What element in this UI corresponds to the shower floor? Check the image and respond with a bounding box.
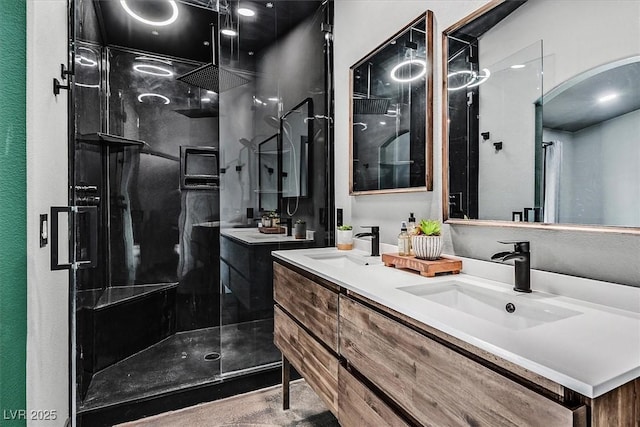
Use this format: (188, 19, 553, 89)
(80, 319, 280, 411)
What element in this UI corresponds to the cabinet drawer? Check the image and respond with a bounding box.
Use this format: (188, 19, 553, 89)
(273, 262, 339, 351)
(274, 306, 339, 416)
(338, 365, 410, 427)
(339, 296, 586, 427)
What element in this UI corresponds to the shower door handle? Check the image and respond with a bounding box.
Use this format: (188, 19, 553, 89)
(50, 206, 98, 270)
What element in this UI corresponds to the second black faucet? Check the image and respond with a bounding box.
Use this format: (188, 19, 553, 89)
(354, 226, 380, 256)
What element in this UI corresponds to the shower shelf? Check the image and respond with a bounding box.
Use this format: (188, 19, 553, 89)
(77, 132, 146, 147)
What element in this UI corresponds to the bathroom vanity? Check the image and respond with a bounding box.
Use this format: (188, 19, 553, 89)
(221, 228, 314, 319)
(273, 248, 639, 426)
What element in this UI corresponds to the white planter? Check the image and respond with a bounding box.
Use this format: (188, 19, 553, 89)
(336, 229, 353, 250)
(411, 235, 443, 260)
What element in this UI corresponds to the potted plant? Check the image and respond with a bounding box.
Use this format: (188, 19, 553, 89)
(336, 225, 353, 250)
(411, 219, 443, 260)
(294, 219, 307, 239)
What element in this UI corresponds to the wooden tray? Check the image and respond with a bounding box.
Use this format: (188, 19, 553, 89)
(259, 226, 286, 234)
(381, 253, 462, 277)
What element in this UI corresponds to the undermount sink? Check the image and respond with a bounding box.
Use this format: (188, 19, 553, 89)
(307, 252, 382, 268)
(398, 281, 581, 330)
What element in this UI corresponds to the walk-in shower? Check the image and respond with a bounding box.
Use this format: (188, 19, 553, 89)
(70, 1, 333, 425)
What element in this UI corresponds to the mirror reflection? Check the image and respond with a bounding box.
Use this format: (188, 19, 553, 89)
(350, 12, 434, 194)
(280, 98, 312, 198)
(445, 0, 640, 229)
(258, 134, 278, 211)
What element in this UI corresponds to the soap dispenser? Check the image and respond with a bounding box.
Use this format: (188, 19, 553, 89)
(398, 221, 410, 256)
(407, 213, 416, 235)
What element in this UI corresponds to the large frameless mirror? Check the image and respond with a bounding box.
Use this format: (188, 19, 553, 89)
(350, 11, 434, 194)
(444, 0, 640, 232)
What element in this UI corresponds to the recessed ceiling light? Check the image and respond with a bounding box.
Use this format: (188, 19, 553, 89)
(138, 93, 170, 104)
(248, 51, 254, 56)
(120, 0, 179, 27)
(266, 2, 274, 8)
(221, 28, 237, 37)
(238, 7, 255, 17)
(203, 41, 210, 46)
(151, 30, 159, 36)
(510, 64, 526, 69)
(598, 93, 618, 103)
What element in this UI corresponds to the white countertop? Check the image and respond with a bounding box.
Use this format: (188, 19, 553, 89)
(272, 245, 640, 398)
(221, 227, 314, 245)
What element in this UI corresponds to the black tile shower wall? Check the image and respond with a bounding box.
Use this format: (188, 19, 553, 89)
(90, 287, 177, 373)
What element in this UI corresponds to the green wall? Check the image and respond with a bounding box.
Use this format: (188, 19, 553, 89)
(0, 0, 27, 424)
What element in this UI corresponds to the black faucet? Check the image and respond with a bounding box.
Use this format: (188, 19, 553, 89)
(283, 218, 293, 236)
(354, 226, 380, 256)
(491, 241, 531, 293)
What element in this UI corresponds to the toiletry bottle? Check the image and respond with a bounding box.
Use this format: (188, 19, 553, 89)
(398, 221, 410, 256)
(407, 213, 416, 254)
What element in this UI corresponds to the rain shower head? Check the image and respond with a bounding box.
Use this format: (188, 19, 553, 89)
(542, 141, 554, 148)
(177, 63, 250, 93)
(239, 137, 258, 152)
(353, 97, 391, 115)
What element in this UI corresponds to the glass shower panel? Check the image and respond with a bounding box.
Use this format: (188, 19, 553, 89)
(218, 0, 331, 377)
(74, 45, 224, 412)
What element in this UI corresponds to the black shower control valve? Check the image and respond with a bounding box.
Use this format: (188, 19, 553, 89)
(235, 165, 242, 172)
(481, 132, 490, 140)
(493, 141, 503, 151)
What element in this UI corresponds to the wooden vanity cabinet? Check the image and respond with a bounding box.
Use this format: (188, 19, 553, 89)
(340, 295, 586, 427)
(273, 262, 340, 416)
(274, 260, 634, 427)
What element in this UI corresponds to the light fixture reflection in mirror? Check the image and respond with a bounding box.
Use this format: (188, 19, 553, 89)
(137, 93, 171, 104)
(349, 11, 434, 194)
(444, 0, 640, 231)
(133, 64, 174, 77)
(120, 0, 179, 26)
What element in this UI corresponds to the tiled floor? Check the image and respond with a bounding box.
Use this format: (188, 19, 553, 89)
(117, 380, 339, 427)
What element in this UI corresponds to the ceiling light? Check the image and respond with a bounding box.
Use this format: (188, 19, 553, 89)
(137, 93, 170, 104)
(510, 64, 526, 69)
(133, 64, 174, 77)
(120, 0, 179, 26)
(238, 7, 255, 17)
(390, 59, 427, 83)
(221, 28, 237, 37)
(379, 121, 386, 125)
(598, 93, 618, 102)
(266, 2, 274, 8)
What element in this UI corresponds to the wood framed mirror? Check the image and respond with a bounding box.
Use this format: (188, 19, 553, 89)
(442, 0, 640, 235)
(350, 11, 434, 195)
